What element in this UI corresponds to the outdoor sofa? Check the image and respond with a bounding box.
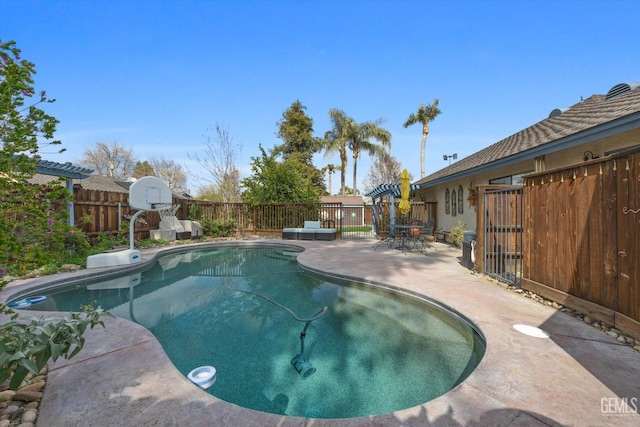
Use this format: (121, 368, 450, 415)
(282, 220, 336, 241)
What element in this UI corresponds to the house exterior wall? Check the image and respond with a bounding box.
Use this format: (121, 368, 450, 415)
(416, 158, 532, 233)
(544, 127, 640, 170)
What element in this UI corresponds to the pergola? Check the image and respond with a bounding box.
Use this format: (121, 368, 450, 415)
(35, 159, 94, 226)
(365, 183, 421, 236)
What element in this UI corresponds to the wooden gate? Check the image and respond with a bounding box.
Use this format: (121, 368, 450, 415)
(479, 187, 524, 286)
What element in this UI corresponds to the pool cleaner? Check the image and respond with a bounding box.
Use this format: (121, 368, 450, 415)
(290, 308, 326, 378)
(230, 287, 327, 378)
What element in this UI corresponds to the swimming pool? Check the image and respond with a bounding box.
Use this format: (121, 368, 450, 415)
(11, 245, 485, 419)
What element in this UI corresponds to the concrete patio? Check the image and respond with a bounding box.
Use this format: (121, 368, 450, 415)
(2, 239, 638, 426)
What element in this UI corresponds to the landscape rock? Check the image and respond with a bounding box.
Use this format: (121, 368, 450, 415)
(10, 392, 41, 403)
(15, 383, 43, 394)
(21, 410, 36, 423)
(0, 392, 14, 403)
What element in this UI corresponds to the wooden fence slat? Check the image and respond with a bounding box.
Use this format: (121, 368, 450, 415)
(553, 174, 567, 292)
(587, 164, 604, 305)
(565, 172, 578, 295)
(602, 161, 618, 311)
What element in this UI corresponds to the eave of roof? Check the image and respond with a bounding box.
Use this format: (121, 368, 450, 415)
(416, 86, 640, 188)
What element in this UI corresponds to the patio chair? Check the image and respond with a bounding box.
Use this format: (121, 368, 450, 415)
(372, 222, 393, 250)
(414, 217, 436, 253)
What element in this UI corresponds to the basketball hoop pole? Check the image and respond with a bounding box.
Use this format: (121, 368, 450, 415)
(129, 209, 147, 251)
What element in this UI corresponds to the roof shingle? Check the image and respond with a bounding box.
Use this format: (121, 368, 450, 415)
(417, 84, 640, 185)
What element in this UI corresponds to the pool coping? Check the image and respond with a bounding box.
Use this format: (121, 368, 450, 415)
(2, 239, 639, 426)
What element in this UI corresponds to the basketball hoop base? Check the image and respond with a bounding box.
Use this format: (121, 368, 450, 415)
(87, 249, 142, 269)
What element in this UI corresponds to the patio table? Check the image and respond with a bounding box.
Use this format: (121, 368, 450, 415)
(388, 224, 423, 254)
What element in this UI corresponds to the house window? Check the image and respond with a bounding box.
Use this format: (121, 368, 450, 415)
(489, 172, 530, 185)
(458, 185, 463, 214)
(489, 175, 511, 185)
(445, 189, 450, 214)
(451, 190, 457, 216)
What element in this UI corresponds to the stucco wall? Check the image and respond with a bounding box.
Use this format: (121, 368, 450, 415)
(415, 160, 531, 232)
(545, 128, 640, 170)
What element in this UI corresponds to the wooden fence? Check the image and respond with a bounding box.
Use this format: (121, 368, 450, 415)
(72, 191, 349, 240)
(522, 148, 640, 338)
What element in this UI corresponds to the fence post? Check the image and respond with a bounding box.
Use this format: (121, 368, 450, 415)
(253, 205, 257, 233)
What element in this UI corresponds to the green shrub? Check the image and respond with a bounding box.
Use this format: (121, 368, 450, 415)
(200, 218, 236, 237)
(138, 238, 169, 248)
(447, 220, 467, 248)
(115, 220, 131, 246)
(0, 302, 112, 390)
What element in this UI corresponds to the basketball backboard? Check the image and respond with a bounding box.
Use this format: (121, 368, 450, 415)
(129, 176, 172, 211)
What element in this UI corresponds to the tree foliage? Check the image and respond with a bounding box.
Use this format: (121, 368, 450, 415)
(241, 145, 319, 204)
(149, 156, 187, 193)
(346, 117, 391, 195)
(0, 40, 110, 391)
(132, 160, 154, 178)
(0, 40, 63, 170)
(323, 109, 350, 196)
(324, 163, 341, 195)
(274, 100, 325, 193)
(79, 140, 136, 179)
(322, 109, 391, 195)
(188, 124, 242, 202)
(404, 99, 441, 178)
(132, 158, 187, 193)
(274, 100, 317, 161)
(1, 40, 85, 279)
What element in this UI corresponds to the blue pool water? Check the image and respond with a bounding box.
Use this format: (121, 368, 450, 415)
(14, 245, 485, 419)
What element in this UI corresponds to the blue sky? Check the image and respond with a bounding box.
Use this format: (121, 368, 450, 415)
(2, 0, 639, 195)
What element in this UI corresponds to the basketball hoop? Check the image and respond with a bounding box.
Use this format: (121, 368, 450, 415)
(127, 176, 174, 250)
(157, 204, 180, 218)
(129, 177, 173, 212)
(151, 203, 173, 211)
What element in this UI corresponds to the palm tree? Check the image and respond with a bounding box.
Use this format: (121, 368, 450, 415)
(325, 163, 341, 195)
(323, 109, 350, 196)
(346, 118, 391, 195)
(403, 99, 441, 178)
